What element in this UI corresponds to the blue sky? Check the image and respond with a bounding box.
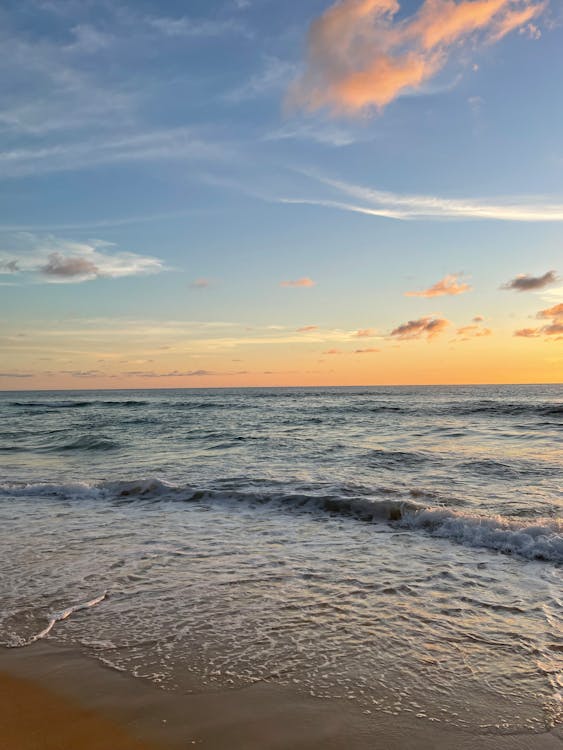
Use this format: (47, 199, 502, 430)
(0, 0, 562, 387)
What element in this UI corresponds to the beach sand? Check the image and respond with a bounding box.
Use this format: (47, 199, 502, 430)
(1, 643, 561, 750)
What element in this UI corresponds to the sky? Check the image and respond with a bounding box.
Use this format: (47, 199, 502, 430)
(0, 0, 562, 389)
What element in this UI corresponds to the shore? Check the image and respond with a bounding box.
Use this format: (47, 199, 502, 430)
(1, 642, 561, 750)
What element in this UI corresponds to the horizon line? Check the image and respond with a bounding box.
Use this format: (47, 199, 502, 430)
(0, 381, 561, 393)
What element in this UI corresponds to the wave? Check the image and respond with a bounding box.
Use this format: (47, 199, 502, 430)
(1, 479, 561, 564)
(456, 401, 563, 419)
(51, 435, 120, 452)
(8, 400, 148, 409)
(367, 449, 429, 468)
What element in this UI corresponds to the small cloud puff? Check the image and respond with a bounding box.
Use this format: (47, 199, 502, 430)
(390, 316, 449, 340)
(455, 325, 492, 340)
(297, 325, 319, 332)
(190, 278, 212, 289)
(405, 274, 471, 298)
(502, 270, 558, 292)
(355, 328, 376, 337)
(280, 277, 316, 288)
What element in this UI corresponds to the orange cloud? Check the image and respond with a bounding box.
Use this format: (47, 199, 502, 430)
(538, 302, 563, 320)
(297, 325, 319, 332)
(355, 347, 381, 353)
(280, 277, 316, 287)
(514, 327, 541, 337)
(323, 348, 343, 354)
(290, 0, 545, 113)
(390, 316, 450, 340)
(456, 324, 493, 339)
(537, 302, 563, 336)
(513, 303, 563, 338)
(405, 273, 471, 298)
(355, 328, 376, 337)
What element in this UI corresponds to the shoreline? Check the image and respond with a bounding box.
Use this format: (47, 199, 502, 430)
(1, 642, 561, 750)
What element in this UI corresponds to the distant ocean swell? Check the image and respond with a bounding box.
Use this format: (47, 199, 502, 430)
(5, 398, 562, 419)
(2, 479, 561, 564)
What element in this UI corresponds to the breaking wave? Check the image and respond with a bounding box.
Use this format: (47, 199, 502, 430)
(1, 479, 561, 564)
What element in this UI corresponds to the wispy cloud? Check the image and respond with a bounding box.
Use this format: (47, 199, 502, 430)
(354, 347, 380, 353)
(390, 316, 450, 340)
(405, 273, 471, 298)
(190, 278, 212, 289)
(455, 324, 493, 340)
(289, 0, 546, 114)
(148, 15, 249, 39)
(280, 277, 316, 288)
(502, 269, 558, 291)
(355, 328, 376, 337)
(226, 56, 296, 102)
(282, 172, 563, 223)
(0, 129, 227, 178)
(0, 235, 165, 283)
(297, 325, 319, 332)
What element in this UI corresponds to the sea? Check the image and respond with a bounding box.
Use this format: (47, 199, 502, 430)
(0, 385, 561, 736)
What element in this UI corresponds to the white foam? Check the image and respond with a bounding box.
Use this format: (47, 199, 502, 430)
(24, 592, 108, 647)
(1, 479, 561, 563)
(401, 507, 563, 562)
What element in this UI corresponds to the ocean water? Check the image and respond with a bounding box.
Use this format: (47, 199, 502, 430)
(0, 385, 561, 735)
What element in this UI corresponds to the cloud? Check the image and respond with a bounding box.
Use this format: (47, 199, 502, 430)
(41, 253, 100, 279)
(190, 278, 211, 289)
(502, 270, 558, 291)
(226, 56, 297, 102)
(323, 348, 343, 354)
(513, 303, 563, 338)
(0, 128, 227, 179)
(514, 327, 541, 337)
(538, 302, 563, 319)
(455, 324, 493, 339)
(0, 235, 165, 283)
(405, 273, 471, 298)
(355, 347, 380, 353)
(148, 16, 249, 38)
(123, 369, 249, 378)
(355, 328, 376, 337)
(0, 372, 33, 378)
(283, 173, 563, 222)
(297, 325, 319, 332)
(537, 302, 563, 336)
(390, 316, 450, 340)
(473, 315, 485, 322)
(280, 277, 316, 287)
(289, 0, 546, 114)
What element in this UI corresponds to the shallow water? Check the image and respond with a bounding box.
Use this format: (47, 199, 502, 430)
(0, 385, 561, 734)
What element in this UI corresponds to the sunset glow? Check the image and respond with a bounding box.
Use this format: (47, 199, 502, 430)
(0, 0, 561, 389)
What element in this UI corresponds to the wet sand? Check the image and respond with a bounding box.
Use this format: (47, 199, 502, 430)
(1, 643, 561, 750)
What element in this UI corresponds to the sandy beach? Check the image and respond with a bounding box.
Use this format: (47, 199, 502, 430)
(1, 642, 561, 750)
